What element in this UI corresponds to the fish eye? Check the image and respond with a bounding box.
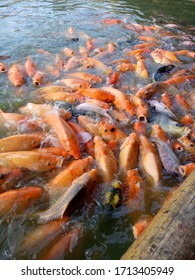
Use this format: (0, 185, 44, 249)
(110, 127, 116, 132)
(190, 143, 194, 147)
(1, 68, 6, 72)
(104, 128, 108, 132)
(145, 92, 149, 95)
(46, 162, 51, 166)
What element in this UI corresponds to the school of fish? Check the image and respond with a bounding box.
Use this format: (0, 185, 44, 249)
(0, 18, 195, 260)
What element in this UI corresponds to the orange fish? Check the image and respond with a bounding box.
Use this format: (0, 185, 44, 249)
(165, 75, 195, 86)
(0, 186, 42, 217)
(150, 48, 181, 64)
(136, 82, 169, 99)
(133, 121, 147, 136)
(19, 216, 69, 255)
(32, 71, 45, 87)
(49, 156, 93, 194)
(102, 86, 136, 117)
(44, 114, 81, 159)
(38, 169, 97, 224)
(63, 47, 74, 57)
(178, 136, 195, 154)
(136, 58, 149, 79)
(150, 124, 169, 143)
(138, 36, 159, 43)
(35, 147, 69, 158)
(171, 140, 184, 153)
(86, 39, 94, 51)
(128, 94, 150, 122)
(68, 121, 92, 145)
(161, 92, 172, 109)
(133, 43, 157, 49)
(0, 166, 23, 193)
(77, 88, 114, 102)
(78, 115, 101, 137)
(175, 94, 191, 112)
(116, 63, 136, 72)
(139, 135, 162, 185)
(60, 78, 90, 91)
(101, 18, 122, 25)
(179, 115, 193, 126)
(40, 227, 81, 260)
(54, 54, 65, 70)
(64, 56, 80, 71)
(98, 121, 126, 143)
(119, 133, 139, 172)
(126, 49, 150, 57)
(0, 111, 26, 122)
(65, 72, 102, 84)
(109, 72, 120, 85)
(94, 136, 118, 182)
(0, 151, 63, 172)
(25, 57, 36, 77)
(85, 99, 110, 109)
(132, 216, 152, 239)
(36, 49, 51, 56)
(0, 62, 7, 73)
(125, 169, 144, 200)
(41, 91, 84, 103)
(8, 64, 26, 87)
(35, 85, 66, 94)
(109, 109, 130, 126)
(79, 57, 108, 74)
(0, 134, 43, 152)
(179, 163, 195, 177)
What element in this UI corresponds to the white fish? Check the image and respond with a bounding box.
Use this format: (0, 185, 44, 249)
(151, 137, 180, 174)
(151, 114, 191, 137)
(76, 102, 113, 122)
(148, 99, 178, 120)
(38, 169, 97, 224)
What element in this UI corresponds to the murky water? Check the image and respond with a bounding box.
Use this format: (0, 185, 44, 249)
(0, 0, 194, 260)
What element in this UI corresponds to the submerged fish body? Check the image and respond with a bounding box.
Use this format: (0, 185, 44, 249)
(150, 114, 191, 137)
(18, 216, 69, 255)
(151, 137, 180, 174)
(139, 135, 162, 186)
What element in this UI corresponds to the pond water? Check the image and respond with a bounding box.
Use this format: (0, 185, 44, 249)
(0, 0, 194, 260)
